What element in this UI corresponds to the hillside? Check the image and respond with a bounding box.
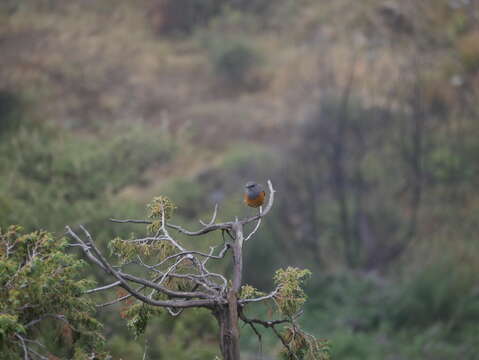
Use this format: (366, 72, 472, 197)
(1, 0, 479, 358)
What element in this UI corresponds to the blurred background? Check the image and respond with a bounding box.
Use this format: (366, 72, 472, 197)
(1, 0, 479, 358)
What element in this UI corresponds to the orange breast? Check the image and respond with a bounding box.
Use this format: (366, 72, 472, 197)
(244, 191, 266, 208)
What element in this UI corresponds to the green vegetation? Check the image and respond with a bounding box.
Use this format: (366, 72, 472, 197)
(0, 226, 106, 359)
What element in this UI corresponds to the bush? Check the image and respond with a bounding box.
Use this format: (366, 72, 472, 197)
(204, 35, 263, 89)
(0, 121, 176, 232)
(214, 40, 260, 85)
(149, 0, 274, 35)
(386, 259, 479, 334)
(149, 0, 225, 35)
(0, 90, 23, 136)
(0, 225, 106, 359)
(457, 30, 479, 73)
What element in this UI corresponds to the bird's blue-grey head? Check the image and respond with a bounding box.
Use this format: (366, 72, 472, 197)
(244, 181, 263, 198)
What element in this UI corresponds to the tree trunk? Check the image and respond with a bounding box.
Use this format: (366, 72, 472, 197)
(215, 221, 244, 360)
(216, 304, 240, 360)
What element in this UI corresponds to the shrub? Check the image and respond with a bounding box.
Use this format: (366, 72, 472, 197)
(0, 121, 175, 232)
(149, 0, 274, 35)
(149, 0, 225, 35)
(0, 90, 23, 136)
(386, 259, 479, 334)
(204, 35, 263, 89)
(457, 31, 479, 73)
(0, 225, 106, 359)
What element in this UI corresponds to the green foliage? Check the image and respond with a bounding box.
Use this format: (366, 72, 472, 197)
(147, 195, 177, 233)
(386, 259, 479, 334)
(240, 284, 264, 299)
(298, 269, 479, 360)
(0, 90, 24, 136)
(280, 326, 330, 360)
(0, 121, 175, 232)
(123, 303, 163, 338)
(0, 225, 106, 359)
(147, 195, 177, 220)
(108, 235, 176, 263)
(274, 267, 311, 318)
(207, 36, 263, 88)
(198, 13, 264, 90)
(256, 267, 332, 360)
(147, 309, 219, 360)
(109, 196, 178, 263)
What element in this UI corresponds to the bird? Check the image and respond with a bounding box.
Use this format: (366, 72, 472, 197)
(244, 181, 266, 208)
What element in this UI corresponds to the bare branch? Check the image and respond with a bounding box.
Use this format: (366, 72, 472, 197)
(16, 334, 28, 360)
(239, 312, 290, 328)
(25, 314, 68, 328)
(66, 226, 218, 309)
(110, 219, 151, 224)
(239, 287, 280, 304)
(167, 307, 183, 317)
(167, 222, 233, 236)
(97, 293, 133, 308)
(65, 226, 106, 271)
(239, 306, 300, 358)
(244, 217, 261, 243)
(199, 204, 219, 226)
(85, 281, 121, 294)
(118, 272, 212, 299)
(247, 321, 263, 355)
(271, 325, 298, 360)
(110, 181, 276, 241)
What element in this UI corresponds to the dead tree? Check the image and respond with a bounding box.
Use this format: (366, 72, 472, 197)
(66, 180, 329, 360)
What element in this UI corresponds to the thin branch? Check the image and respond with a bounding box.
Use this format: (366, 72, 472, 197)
(239, 307, 299, 358)
(117, 272, 211, 299)
(271, 325, 298, 360)
(65, 226, 106, 271)
(110, 219, 151, 224)
(239, 314, 290, 328)
(167, 222, 233, 237)
(97, 293, 133, 308)
(199, 204, 219, 226)
(25, 314, 67, 328)
(248, 321, 263, 355)
(239, 287, 280, 304)
(110, 181, 276, 239)
(27, 348, 49, 360)
(85, 281, 121, 294)
(244, 217, 262, 243)
(66, 226, 217, 309)
(16, 334, 28, 360)
(167, 307, 183, 317)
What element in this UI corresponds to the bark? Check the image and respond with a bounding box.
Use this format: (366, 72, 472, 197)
(216, 303, 240, 360)
(216, 221, 244, 360)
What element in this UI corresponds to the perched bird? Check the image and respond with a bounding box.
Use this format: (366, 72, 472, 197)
(244, 181, 266, 208)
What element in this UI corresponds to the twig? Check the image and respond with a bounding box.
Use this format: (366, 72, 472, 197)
(239, 287, 280, 304)
(244, 217, 262, 243)
(199, 204, 219, 226)
(16, 334, 28, 360)
(25, 314, 67, 328)
(85, 281, 121, 294)
(109, 181, 275, 240)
